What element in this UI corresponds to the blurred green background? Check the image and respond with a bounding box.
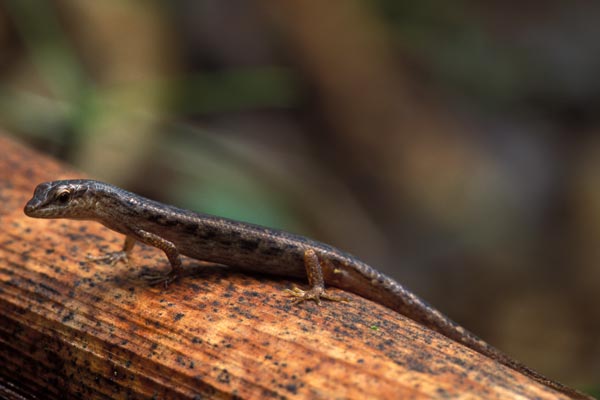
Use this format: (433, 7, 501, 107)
(1, 0, 598, 393)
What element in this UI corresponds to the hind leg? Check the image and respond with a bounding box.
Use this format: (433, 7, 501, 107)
(284, 249, 348, 304)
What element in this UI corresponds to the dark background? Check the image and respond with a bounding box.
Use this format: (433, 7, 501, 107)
(1, 0, 598, 393)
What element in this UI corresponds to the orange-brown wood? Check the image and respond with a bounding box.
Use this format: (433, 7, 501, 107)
(0, 135, 574, 399)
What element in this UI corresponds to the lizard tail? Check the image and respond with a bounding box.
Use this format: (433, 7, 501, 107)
(333, 261, 593, 400)
(436, 317, 593, 400)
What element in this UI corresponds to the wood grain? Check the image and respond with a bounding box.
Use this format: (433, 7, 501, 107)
(0, 135, 575, 399)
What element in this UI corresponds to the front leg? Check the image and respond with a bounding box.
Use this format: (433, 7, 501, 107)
(131, 229, 183, 287)
(285, 249, 349, 305)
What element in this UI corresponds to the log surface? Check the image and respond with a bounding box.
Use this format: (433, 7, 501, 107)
(0, 135, 572, 399)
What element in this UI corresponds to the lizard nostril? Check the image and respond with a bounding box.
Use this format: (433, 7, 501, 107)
(24, 197, 44, 216)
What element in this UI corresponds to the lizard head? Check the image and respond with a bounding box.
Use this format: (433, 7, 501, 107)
(24, 179, 95, 219)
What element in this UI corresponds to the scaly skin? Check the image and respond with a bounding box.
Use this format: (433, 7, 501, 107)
(24, 179, 592, 400)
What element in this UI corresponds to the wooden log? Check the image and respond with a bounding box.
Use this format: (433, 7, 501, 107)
(0, 135, 575, 399)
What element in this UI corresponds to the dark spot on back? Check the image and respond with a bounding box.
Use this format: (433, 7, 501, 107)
(147, 213, 161, 223)
(184, 222, 198, 234)
(281, 243, 299, 252)
(162, 218, 179, 227)
(239, 239, 259, 252)
(261, 246, 284, 257)
(198, 226, 218, 240)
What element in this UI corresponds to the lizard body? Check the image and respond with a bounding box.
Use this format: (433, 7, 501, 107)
(24, 179, 591, 399)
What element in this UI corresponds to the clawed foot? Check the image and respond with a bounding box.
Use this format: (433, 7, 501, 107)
(284, 286, 349, 305)
(139, 270, 179, 289)
(87, 251, 129, 266)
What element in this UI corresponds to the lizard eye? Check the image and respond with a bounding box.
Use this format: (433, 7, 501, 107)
(56, 190, 71, 204)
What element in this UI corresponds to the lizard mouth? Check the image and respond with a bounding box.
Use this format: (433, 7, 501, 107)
(24, 181, 55, 218)
(24, 198, 58, 218)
